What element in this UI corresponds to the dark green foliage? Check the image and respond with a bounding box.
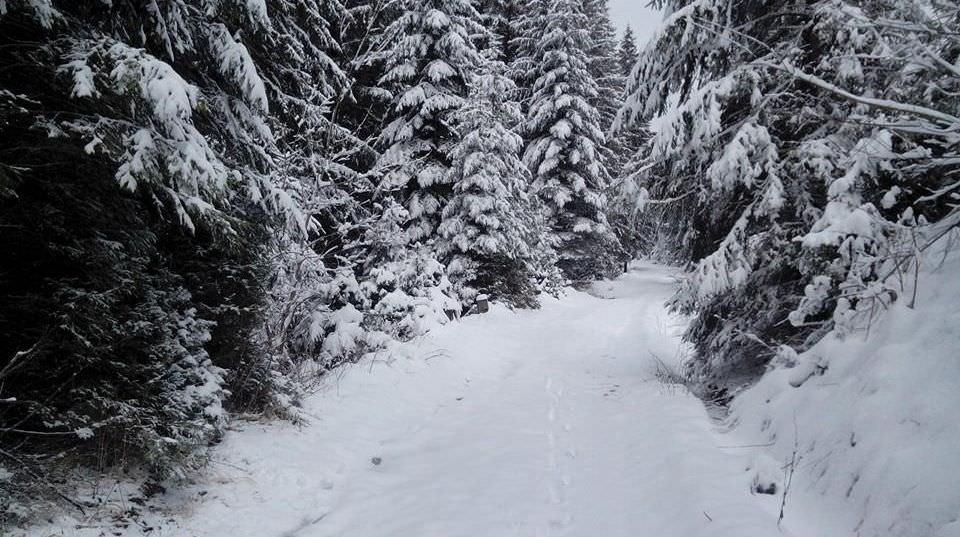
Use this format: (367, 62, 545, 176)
(0, 1, 275, 508)
(0, 134, 229, 475)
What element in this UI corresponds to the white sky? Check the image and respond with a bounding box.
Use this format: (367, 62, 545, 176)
(608, 0, 663, 46)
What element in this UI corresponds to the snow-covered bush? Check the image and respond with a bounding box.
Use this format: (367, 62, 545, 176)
(731, 236, 960, 537)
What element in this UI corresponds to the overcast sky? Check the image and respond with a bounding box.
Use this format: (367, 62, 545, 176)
(608, 1, 663, 46)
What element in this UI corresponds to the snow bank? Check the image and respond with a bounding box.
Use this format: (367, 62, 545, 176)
(730, 242, 960, 537)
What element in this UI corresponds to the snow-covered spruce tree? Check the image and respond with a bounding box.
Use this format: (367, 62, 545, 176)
(522, 0, 620, 282)
(0, 0, 306, 503)
(339, 0, 465, 339)
(583, 0, 624, 135)
(582, 1, 631, 267)
(617, 26, 639, 79)
(606, 25, 648, 260)
(350, 197, 461, 338)
(504, 0, 548, 105)
(338, 0, 401, 147)
(374, 0, 486, 245)
(618, 0, 960, 388)
(438, 65, 558, 308)
(474, 0, 525, 64)
(261, 0, 470, 372)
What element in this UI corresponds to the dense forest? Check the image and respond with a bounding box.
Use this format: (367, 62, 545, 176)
(1, 0, 958, 530)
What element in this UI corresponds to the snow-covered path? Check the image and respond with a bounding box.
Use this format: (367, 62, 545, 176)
(162, 264, 788, 537)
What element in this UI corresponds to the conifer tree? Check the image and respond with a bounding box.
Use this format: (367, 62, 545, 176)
(583, 0, 623, 133)
(522, 0, 620, 281)
(245, 0, 391, 393)
(0, 0, 296, 487)
(374, 0, 486, 245)
(473, 0, 522, 63)
(505, 0, 548, 106)
(438, 65, 555, 307)
(618, 26, 639, 78)
(338, 0, 401, 148)
(606, 25, 647, 260)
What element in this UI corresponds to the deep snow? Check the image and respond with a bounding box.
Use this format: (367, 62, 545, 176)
(731, 243, 960, 537)
(24, 263, 793, 537)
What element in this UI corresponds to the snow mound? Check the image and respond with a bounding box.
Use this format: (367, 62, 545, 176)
(731, 242, 960, 537)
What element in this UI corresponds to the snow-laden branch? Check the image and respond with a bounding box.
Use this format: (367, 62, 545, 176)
(922, 46, 960, 80)
(0, 340, 41, 382)
(764, 60, 960, 128)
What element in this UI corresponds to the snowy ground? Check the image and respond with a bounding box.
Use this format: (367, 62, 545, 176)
(730, 243, 960, 537)
(25, 263, 794, 537)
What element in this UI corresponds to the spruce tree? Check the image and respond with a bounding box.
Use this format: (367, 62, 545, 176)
(245, 0, 391, 390)
(505, 0, 548, 106)
(606, 25, 647, 261)
(473, 0, 522, 63)
(522, 0, 620, 281)
(338, 0, 401, 147)
(583, 0, 624, 134)
(374, 0, 486, 245)
(0, 0, 293, 488)
(618, 26, 639, 78)
(438, 65, 555, 307)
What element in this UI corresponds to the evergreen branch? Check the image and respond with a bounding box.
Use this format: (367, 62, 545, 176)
(765, 60, 960, 127)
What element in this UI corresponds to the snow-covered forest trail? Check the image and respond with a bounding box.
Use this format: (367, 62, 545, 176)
(150, 263, 789, 537)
